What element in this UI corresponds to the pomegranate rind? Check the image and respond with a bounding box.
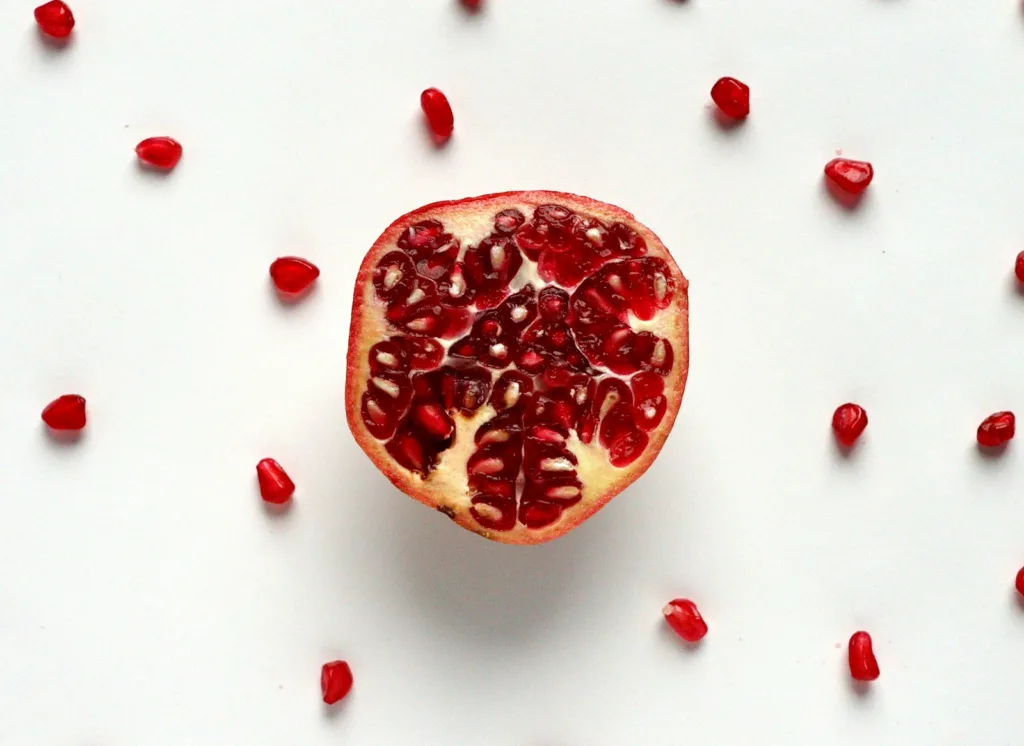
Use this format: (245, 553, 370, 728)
(346, 191, 689, 544)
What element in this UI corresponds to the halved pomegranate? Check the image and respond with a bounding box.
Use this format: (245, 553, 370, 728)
(346, 191, 689, 544)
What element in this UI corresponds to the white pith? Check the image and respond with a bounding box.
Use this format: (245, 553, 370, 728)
(348, 192, 689, 544)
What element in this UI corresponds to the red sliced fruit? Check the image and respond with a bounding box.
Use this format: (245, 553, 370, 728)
(346, 191, 689, 544)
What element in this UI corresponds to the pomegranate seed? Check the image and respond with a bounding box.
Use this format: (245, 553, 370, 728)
(1016, 567, 1024, 597)
(420, 88, 454, 141)
(41, 394, 86, 431)
(34, 1, 74, 39)
(270, 257, 320, 294)
(135, 137, 183, 170)
(256, 458, 295, 504)
(848, 631, 880, 682)
(321, 660, 353, 705)
(460, 0, 482, 9)
(710, 77, 750, 120)
(824, 158, 873, 195)
(663, 599, 708, 643)
(1015, 251, 1024, 284)
(832, 403, 868, 447)
(977, 411, 1015, 448)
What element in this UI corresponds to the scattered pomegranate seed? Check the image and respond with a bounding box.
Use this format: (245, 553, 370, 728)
(977, 411, 1015, 448)
(256, 458, 295, 504)
(135, 137, 183, 171)
(663, 599, 708, 643)
(34, 1, 75, 39)
(41, 394, 86, 431)
(270, 257, 320, 295)
(459, 0, 482, 9)
(420, 88, 455, 141)
(832, 403, 868, 447)
(1015, 251, 1024, 284)
(321, 660, 353, 705)
(710, 77, 750, 120)
(848, 631, 880, 682)
(1015, 567, 1024, 597)
(824, 158, 874, 195)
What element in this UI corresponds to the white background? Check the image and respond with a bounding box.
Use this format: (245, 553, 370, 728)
(2, 0, 1024, 743)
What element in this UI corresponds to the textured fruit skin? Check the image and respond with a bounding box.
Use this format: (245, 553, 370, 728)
(345, 191, 689, 545)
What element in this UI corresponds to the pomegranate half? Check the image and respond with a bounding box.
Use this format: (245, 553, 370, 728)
(345, 191, 689, 544)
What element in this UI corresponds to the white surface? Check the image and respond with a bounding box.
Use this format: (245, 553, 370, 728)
(2, 0, 1024, 743)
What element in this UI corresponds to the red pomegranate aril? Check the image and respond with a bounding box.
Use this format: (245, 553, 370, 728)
(270, 257, 319, 294)
(321, 660, 353, 705)
(256, 458, 295, 504)
(978, 411, 1015, 447)
(832, 403, 868, 447)
(710, 77, 750, 120)
(663, 599, 708, 643)
(459, 0, 481, 9)
(1015, 251, 1024, 284)
(824, 158, 873, 195)
(421, 88, 454, 141)
(848, 631, 880, 682)
(136, 137, 183, 170)
(35, 1, 74, 38)
(41, 394, 86, 431)
(1016, 567, 1024, 597)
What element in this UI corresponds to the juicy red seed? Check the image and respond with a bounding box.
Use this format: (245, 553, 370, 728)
(1016, 567, 1024, 597)
(663, 599, 708, 643)
(321, 660, 353, 705)
(459, 0, 481, 9)
(420, 88, 454, 140)
(34, 1, 74, 38)
(270, 256, 320, 294)
(832, 403, 868, 447)
(1015, 251, 1024, 284)
(256, 458, 295, 504)
(848, 631, 880, 682)
(977, 411, 1015, 448)
(824, 158, 873, 195)
(710, 77, 750, 120)
(41, 394, 86, 431)
(136, 137, 183, 170)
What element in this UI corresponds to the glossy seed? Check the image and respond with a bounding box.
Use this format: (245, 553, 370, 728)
(848, 631, 880, 682)
(135, 137, 183, 170)
(832, 403, 868, 447)
(270, 257, 320, 294)
(321, 660, 354, 705)
(824, 158, 873, 195)
(710, 77, 750, 120)
(663, 598, 708, 643)
(1016, 567, 1024, 597)
(977, 411, 1015, 448)
(460, 0, 481, 9)
(41, 394, 86, 431)
(420, 88, 455, 140)
(1015, 251, 1024, 284)
(35, 1, 75, 39)
(256, 458, 295, 504)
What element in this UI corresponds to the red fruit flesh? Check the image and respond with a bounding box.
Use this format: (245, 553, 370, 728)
(420, 88, 454, 141)
(824, 158, 873, 195)
(136, 137, 183, 170)
(832, 402, 867, 447)
(346, 191, 689, 544)
(35, 1, 75, 38)
(977, 411, 1015, 448)
(41, 394, 86, 430)
(663, 599, 708, 643)
(848, 631, 880, 682)
(320, 660, 353, 705)
(710, 77, 750, 120)
(256, 458, 295, 504)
